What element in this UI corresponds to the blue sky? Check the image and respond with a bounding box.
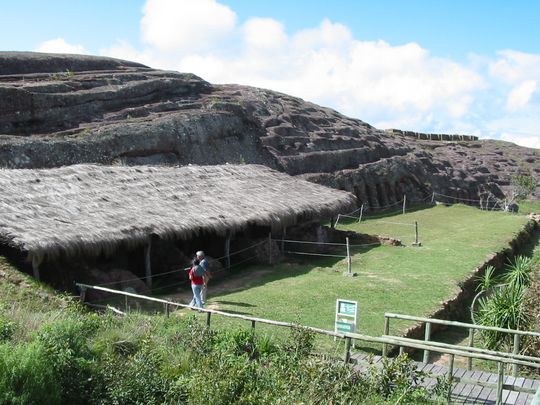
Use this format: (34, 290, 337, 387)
(2, 0, 540, 148)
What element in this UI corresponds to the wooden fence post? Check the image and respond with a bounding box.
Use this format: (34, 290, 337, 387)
(467, 329, 474, 371)
(513, 334, 520, 376)
(402, 195, 407, 215)
(251, 320, 256, 330)
(447, 354, 455, 404)
(344, 336, 352, 364)
(431, 192, 435, 204)
(496, 362, 504, 405)
(206, 312, 212, 327)
(357, 204, 364, 222)
(382, 317, 390, 357)
(281, 227, 286, 253)
(165, 303, 170, 317)
(346, 237, 351, 275)
(330, 216, 335, 228)
(423, 322, 431, 363)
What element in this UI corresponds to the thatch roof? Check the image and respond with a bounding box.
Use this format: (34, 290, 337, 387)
(0, 164, 355, 261)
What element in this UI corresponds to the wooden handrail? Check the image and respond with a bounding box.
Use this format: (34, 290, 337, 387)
(385, 312, 540, 338)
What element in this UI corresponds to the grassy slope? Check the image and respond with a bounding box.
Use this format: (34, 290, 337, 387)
(207, 205, 530, 347)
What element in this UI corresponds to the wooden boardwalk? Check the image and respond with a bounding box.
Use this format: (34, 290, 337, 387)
(351, 353, 539, 404)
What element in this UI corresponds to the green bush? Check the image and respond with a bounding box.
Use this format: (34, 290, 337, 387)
(0, 316, 15, 342)
(0, 342, 62, 405)
(36, 315, 99, 404)
(96, 345, 170, 405)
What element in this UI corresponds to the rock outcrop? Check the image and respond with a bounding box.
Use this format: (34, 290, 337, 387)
(0, 52, 538, 210)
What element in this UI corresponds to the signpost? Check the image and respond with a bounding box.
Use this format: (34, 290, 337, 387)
(335, 299, 358, 339)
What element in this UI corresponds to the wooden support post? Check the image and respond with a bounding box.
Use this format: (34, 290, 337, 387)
(251, 320, 256, 330)
(268, 232, 272, 265)
(447, 354, 455, 404)
(225, 231, 231, 269)
(144, 238, 152, 289)
(423, 322, 431, 363)
(431, 192, 435, 204)
(402, 195, 407, 215)
(330, 216, 335, 229)
(467, 329, 474, 371)
(415, 221, 419, 245)
(399, 346, 404, 356)
(125, 296, 128, 312)
(496, 362, 504, 405)
(357, 204, 364, 222)
(344, 336, 352, 364)
(281, 227, 286, 253)
(206, 312, 212, 327)
(382, 317, 390, 357)
(31, 254, 40, 281)
(513, 333, 520, 376)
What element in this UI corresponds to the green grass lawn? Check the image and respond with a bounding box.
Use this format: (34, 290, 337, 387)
(519, 199, 540, 215)
(197, 205, 530, 352)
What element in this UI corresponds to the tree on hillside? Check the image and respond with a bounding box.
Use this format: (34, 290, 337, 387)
(502, 173, 537, 212)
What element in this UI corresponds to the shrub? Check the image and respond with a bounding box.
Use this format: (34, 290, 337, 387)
(0, 316, 15, 342)
(36, 316, 99, 404)
(0, 342, 62, 405)
(96, 345, 170, 405)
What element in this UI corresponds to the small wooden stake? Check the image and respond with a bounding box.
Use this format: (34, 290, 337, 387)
(447, 354, 455, 404)
(225, 231, 231, 269)
(496, 362, 504, 405)
(382, 317, 390, 357)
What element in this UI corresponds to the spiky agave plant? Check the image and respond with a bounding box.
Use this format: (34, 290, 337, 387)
(476, 285, 529, 350)
(503, 256, 533, 290)
(475, 265, 498, 292)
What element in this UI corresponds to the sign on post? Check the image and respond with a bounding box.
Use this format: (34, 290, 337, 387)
(335, 299, 358, 336)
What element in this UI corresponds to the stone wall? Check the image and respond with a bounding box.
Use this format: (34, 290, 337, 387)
(385, 128, 479, 142)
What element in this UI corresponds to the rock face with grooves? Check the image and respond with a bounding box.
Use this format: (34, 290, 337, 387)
(0, 52, 538, 210)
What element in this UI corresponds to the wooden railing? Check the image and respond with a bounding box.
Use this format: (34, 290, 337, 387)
(384, 312, 540, 376)
(76, 284, 540, 405)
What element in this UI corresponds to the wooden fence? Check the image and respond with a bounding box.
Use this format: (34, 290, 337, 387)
(76, 283, 540, 405)
(384, 313, 540, 377)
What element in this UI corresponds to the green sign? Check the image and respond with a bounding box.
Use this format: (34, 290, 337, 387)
(335, 299, 358, 336)
(338, 301, 357, 317)
(336, 321, 355, 333)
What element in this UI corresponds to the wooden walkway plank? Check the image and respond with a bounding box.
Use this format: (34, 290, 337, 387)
(514, 392, 532, 405)
(505, 390, 519, 405)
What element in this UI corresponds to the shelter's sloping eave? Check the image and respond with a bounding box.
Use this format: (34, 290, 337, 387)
(0, 164, 356, 260)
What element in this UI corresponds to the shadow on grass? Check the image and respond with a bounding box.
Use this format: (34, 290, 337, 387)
(212, 300, 256, 308)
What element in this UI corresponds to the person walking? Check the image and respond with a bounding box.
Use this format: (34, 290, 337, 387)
(188, 258, 204, 309)
(196, 250, 211, 304)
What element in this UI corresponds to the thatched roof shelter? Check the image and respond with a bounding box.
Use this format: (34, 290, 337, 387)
(0, 164, 355, 261)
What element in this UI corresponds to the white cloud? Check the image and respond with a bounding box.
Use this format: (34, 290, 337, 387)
(490, 50, 540, 84)
(141, 0, 236, 52)
(34, 38, 86, 54)
(500, 132, 540, 149)
(506, 80, 537, 111)
(243, 18, 287, 50)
